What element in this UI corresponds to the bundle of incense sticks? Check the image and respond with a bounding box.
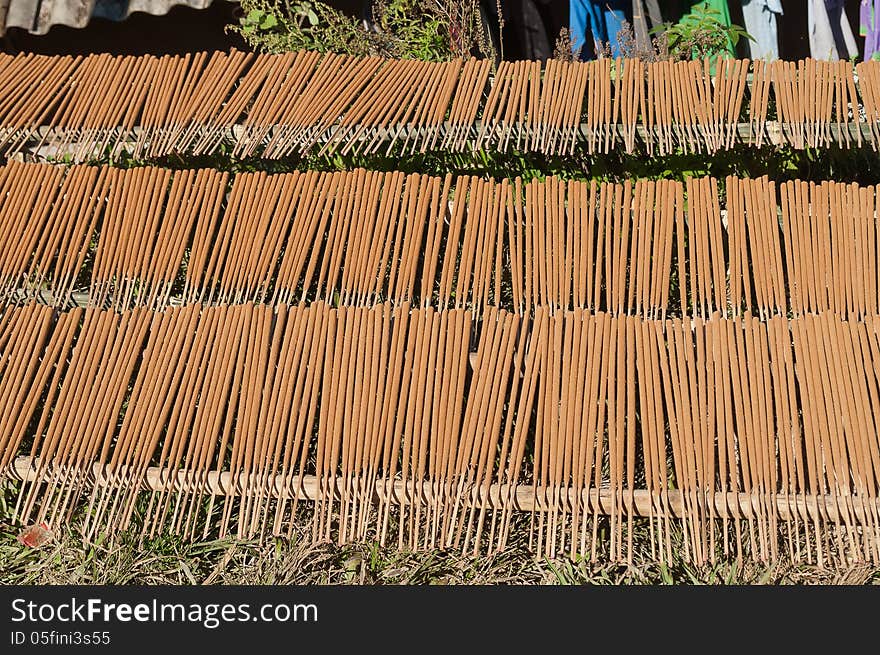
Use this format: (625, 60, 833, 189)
(3, 162, 880, 321)
(1, 302, 878, 565)
(0, 51, 877, 160)
(2, 49, 879, 567)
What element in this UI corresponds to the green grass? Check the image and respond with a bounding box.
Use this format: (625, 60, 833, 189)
(2, 486, 878, 585)
(75, 140, 880, 188)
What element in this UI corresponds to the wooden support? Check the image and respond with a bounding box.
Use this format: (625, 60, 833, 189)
(8, 456, 879, 524)
(16, 121, 879, 162)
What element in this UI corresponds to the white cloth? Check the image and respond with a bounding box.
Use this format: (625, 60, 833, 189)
(741, 0, 784, 60)
(809, 0, 858, 60)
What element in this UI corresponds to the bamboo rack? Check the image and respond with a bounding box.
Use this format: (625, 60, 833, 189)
(1, 302, 879, 565)
(2, 51, 880, 160)
(4, 51, 880, 568)
(5, 162, 880, 321)
(10, 456, 878, 524)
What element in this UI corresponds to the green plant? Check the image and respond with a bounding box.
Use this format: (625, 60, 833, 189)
(371, 0, 450, 61)
(231, 0, 377, 57)
(230, 0, 493, 62)
(652, 2, 753, 61)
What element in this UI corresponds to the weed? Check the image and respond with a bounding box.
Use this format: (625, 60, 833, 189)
(230, 0, 494, 61)
(651, 2, 752, 61)
(2, 483, 877, 585)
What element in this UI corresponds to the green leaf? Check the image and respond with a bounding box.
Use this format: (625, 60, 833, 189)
(245, 8, 264, 22)
(307, 8, 318, 25)
(260, 13, 278, 28)
(649, 22, 672, 35)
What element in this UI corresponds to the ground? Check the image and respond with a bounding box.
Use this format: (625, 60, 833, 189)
(2, 486, 877, 585)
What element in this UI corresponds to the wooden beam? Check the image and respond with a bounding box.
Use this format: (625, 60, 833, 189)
(16, 121, 878, 162)
(8, 456, 878, 524)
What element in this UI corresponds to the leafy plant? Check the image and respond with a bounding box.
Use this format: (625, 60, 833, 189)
(652, 2, 753, 61)
(230, 0, 377, 57)
(370, 0, 450, 61)
(230, 0, 493, 62)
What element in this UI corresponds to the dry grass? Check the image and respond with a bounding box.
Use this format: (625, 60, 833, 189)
(1, 484, 878, 585)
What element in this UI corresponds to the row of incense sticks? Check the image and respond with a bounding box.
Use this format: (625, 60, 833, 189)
(4, 161, 880, 320)
(1, 301, 878, 565)
(1, 51, 879, 160)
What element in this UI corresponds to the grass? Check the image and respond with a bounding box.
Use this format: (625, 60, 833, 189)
(75, 140, 880, 188)
(2, 485, 878, 585)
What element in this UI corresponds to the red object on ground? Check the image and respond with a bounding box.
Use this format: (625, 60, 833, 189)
(17, 522, 52, 548)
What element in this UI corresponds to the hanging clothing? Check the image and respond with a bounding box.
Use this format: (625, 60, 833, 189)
(809, 0, 858, 60)
(740, 0, 783, 60)
(862, 0, 880, 60)
(631, 0, 663, 53)
(502, 0, 554, 61)
(570, 0, 630, 60)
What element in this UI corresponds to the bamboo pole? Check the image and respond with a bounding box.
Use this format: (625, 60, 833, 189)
(17, 121, 876, 162)
(8, 456, 879, 524)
